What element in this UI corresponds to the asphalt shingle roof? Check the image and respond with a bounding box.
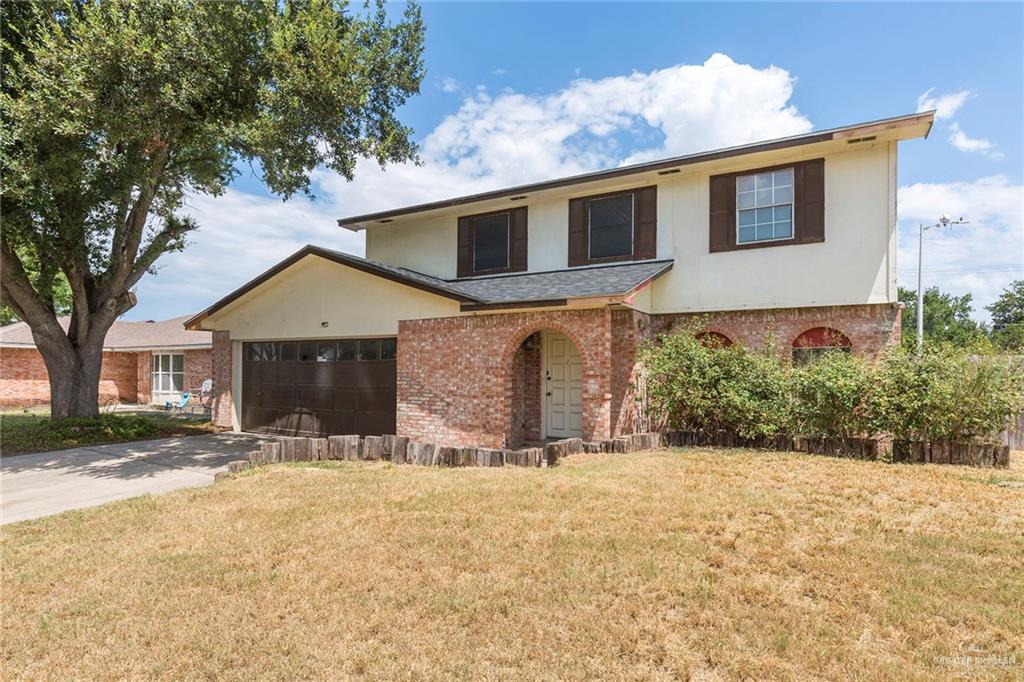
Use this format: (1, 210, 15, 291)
(0, 316, 211, 350)
(446, 259, 673, 304)
(311, 246, 672, 306)
(187, 245, 675, 327)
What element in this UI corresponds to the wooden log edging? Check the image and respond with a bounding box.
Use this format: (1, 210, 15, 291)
(661, 430, 1010, 468)
(225, 428, 1008, 476)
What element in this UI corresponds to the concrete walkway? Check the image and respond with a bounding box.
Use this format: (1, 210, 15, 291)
(1, 432, 267, 524)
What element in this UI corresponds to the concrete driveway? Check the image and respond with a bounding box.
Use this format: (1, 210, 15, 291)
(1, 432, 267, 524)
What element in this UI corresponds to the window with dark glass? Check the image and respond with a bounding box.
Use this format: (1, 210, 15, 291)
(380, 338, 397, 360)
(298, 342, 315, 362)
(588, 193, 633, 259)
(358, 339, 380, 361)
(338, 340, 357, 361)
(472, 212, 510, 272)
(316, 342, 335, 363)
(279, 342, 297, 362)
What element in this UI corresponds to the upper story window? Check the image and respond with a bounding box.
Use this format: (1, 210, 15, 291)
(457, 207, 528, 278)
(588, 193, 634, 259)
(736, 168, 793, 244)
(568, 186, 657, 267)
(472, 212, 510, 271)
(709, 158, 824, 253)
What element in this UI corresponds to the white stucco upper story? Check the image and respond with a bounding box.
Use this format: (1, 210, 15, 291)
(353, 113, 930, 315)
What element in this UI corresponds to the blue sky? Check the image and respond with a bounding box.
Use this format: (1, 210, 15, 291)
(135, 1, 1023, 323)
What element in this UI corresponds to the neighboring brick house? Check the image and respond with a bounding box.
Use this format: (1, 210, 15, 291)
(187, 111, 933, 448)
(0, 316, 212, 408)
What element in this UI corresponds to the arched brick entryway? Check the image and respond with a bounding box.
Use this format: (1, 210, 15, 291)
(503, 326, 590, 447)
(397, 308, 615, 448)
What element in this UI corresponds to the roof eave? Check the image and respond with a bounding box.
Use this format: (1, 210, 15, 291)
(338, 111, 935, 229)
(185, 245, 481, 330)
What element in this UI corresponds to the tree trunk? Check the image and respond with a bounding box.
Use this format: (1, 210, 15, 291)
(38, 339, 105, 419)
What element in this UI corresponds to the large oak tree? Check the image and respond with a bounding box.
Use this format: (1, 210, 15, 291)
(1, 0, 424, 417)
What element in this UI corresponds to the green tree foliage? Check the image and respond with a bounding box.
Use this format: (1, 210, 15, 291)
(987, 280, 1024, 351)
(0, 0, 425, 416)
(898, 286, 985, 348)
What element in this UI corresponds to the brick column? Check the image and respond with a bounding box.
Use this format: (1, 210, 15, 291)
(211, 331, 233, 429)
(136, 352, 152, 405)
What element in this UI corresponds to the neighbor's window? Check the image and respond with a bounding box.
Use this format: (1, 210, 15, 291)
(152, 353, 184, 396)
(472, 212, 510, 272)
(737, 168, 793, 244)
(588, 193, 633, 259)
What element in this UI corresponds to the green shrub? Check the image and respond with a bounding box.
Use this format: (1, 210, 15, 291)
(791, 351, 874, 438)
(642, 329, 1024, 446)
(869, 343, 1024, 443)
(640, 332, 790, 439)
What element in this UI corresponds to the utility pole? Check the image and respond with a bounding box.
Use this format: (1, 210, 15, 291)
(916, 215, 969, 352)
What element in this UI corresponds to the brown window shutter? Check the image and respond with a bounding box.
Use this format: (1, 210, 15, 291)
(795, 158, 825, 244)
(568, 197, 588, 267)
(633, 186, 657, 259)
(457, 216, 473, 277)
(509, 207, 528, 272)
(709, 173, 735, 252)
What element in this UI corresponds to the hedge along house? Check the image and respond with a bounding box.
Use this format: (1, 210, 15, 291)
(0, 316, 212, 408)
(187, 111, 933, 448)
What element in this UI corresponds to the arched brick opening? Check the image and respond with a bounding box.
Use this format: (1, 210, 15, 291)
(792, 326, 852, 364)
(500, 322, 594, 447)
(695, 330, 733, 348)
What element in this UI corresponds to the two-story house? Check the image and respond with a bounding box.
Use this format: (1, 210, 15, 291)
(187, 111, 934, 448)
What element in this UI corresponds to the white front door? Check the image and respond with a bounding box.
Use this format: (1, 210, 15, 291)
(544, 331, 583, 439)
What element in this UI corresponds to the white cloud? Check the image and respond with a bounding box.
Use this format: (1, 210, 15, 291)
(948, 122, 1001, 158)
(491, 68, 507, 76)
(439, 77, 461, 93)
(916, 87, 971, 119)
(897, 176, 1024, 321)
(128, 53, 815, 319)
(321, 53, 812, 213)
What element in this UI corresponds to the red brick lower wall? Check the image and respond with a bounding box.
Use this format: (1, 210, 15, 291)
(393, 303, 900, 448)
(0, 347, 139, 408)
(184, 348, 213, 395)
(651, 302, 902, 359)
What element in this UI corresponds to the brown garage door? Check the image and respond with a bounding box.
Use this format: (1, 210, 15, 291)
(241, 338, 396, 437)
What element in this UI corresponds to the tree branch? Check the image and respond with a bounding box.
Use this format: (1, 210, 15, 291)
(0, 239, 68, 349)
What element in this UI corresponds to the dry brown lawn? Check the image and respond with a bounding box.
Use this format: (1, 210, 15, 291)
(3, 449, 1023, 680)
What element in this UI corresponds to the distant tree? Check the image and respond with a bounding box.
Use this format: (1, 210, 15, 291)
(987, 280, 1024, 351)
(1, 0, 425, 417)
(898, 286, 986, 348)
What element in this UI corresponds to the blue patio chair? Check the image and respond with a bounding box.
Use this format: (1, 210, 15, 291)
(165, 392, 191, 413)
